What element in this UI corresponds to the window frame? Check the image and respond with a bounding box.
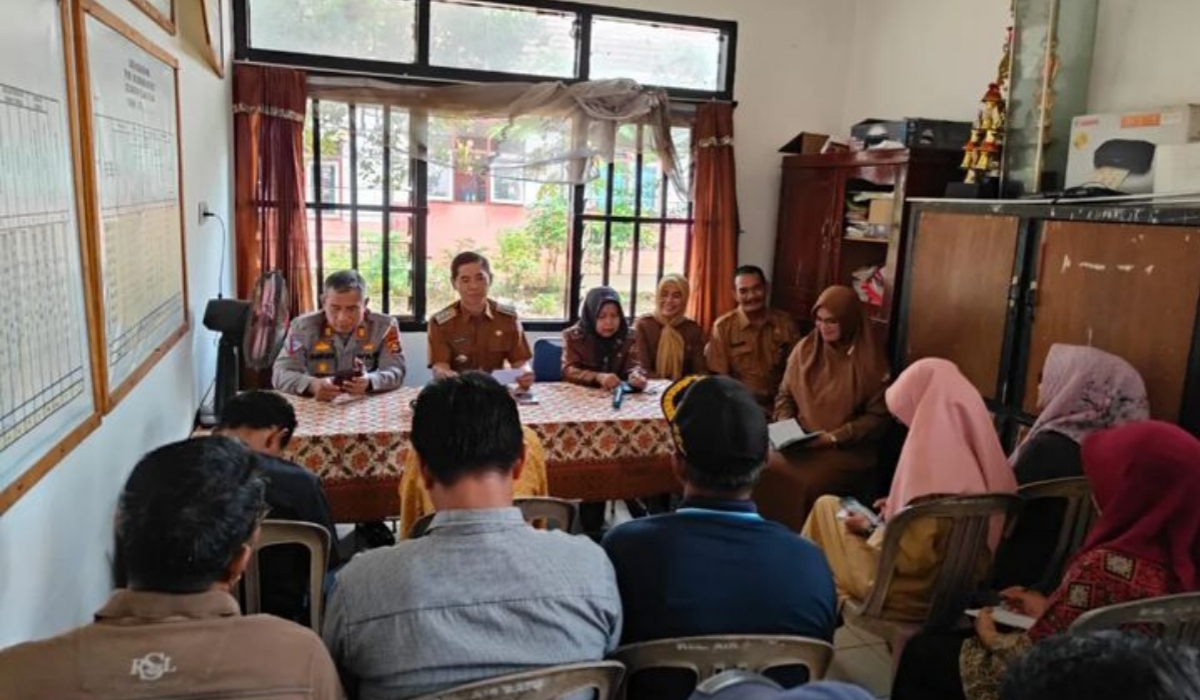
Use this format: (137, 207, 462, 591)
(233, 0, 738, 101)
(241, 0, 725, 331)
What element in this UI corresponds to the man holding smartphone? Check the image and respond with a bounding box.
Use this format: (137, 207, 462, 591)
(274, 269, 407, 400)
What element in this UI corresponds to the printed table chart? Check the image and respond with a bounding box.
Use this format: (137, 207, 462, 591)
(285, 380, 678, 522)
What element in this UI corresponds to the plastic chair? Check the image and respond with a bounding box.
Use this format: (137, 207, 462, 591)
(611, 635, 833, 700)
(410, 497, 582, 539)
(410, 661, 626, 700)
(1013, 476, 1096, 588)
(517, 496, 582, 534)
(243, 519, 330, 630)
(842, 494, 1022, 665)
(1069, 592, 1200, 644)
(533, 338, 564, 382)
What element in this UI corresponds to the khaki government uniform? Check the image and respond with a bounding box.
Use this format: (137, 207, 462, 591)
(705, 307, 802, 411)
(0, 590, 343, 700)
(632, 315, 708, 378)
(561, 327, 642, 387)
(427, 300, 532, 372)
(273, 310, 406, 395)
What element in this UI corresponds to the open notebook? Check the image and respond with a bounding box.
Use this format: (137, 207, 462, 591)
(767, 419, 823, 451)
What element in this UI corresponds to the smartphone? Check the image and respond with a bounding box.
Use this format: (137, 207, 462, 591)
(839, 497, 884, 529)
(331, 369, 361, 387)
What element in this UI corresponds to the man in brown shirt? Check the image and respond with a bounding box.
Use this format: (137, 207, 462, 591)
(0, 437, 343, 700)
(706, 265, 802, 413)
(428, 252, 534, 389)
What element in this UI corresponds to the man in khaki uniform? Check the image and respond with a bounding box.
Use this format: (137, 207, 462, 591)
(0, 437, 343, 700)
(428, 252, 533, 388)
(706, 265, 801, 415)
(274, 269, 406, 400)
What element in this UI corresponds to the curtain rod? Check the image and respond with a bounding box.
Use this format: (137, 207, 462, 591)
(233, 59, 737, 107)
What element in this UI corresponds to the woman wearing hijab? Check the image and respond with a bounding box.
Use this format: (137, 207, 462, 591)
(751, 286, 891, 530)
(992, 344, 1150, 588)
(563, 286, 647, 390)
(634, 274, 707, 380)
(801, 358, 1018, 621)
(892, 421, 1200, 700)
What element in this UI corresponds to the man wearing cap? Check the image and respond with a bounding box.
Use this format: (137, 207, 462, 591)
(602, 375, 837, 649)
(705, 266, 801, 414)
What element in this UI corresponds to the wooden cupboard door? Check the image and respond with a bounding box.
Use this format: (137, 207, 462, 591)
(772, 166, 838, 322)
(904, 212, 1021, 401)
(1024, 222, 1200, 421)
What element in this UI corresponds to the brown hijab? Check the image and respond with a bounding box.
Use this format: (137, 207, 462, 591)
(791, 286, 890, 430)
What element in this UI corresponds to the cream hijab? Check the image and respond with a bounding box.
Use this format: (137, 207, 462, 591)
(653, 274, 690, 381)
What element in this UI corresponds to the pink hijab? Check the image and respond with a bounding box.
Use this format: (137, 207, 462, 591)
(884, 358, 1017, 547)
(1011, 344, 1150, 463)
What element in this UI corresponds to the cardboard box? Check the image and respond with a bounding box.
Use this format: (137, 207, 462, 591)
(1154, 143, 1200, 194)
(1066, 104, 1200, 193)
(850, 119, 972, 151)
(779, 132, 830, 155)
(867, 198, 894, 225)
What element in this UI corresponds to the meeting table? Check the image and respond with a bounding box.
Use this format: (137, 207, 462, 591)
(283, 380, 678, 523)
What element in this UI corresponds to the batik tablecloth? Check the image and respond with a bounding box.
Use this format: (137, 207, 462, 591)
(284, 380, 677, 522)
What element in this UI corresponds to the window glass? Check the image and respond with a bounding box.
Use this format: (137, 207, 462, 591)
(248, 0, 416, 64)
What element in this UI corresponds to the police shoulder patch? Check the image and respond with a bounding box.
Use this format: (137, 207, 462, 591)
(433, 306, 458, 325)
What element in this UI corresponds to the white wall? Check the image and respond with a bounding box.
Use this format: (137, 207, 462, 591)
(1088, 0, 1200, 112)
(595, 0, 857, 272)
(0, 1, 233, 647)
(841, 0, 1012, 126)
(839, 0, 1200, 130)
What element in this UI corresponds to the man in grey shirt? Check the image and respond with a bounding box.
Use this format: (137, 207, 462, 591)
(322, 372, 622, 700)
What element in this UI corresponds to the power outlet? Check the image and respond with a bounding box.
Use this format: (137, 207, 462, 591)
(198, 201, 210, 225)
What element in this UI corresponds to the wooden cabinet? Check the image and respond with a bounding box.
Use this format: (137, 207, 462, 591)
(771, 150, 959, 347)
(896, 201, 1200, 445)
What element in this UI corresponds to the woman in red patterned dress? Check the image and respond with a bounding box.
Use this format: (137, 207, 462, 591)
(891, 420, 1200, 700)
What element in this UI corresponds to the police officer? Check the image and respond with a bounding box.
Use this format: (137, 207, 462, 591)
(273, 270, 406, 401)
(705, 265, 801, 414)
(427, 251, 534, 389)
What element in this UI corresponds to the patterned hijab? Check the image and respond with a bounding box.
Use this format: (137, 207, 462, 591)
(653, 274, 691, 381)
(1012, 344, 1150, 463)
(884, 358, 1017, 548)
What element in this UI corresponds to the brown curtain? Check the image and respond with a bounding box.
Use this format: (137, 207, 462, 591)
(687, 102, 739, 332)
(234, 64, 313, 316)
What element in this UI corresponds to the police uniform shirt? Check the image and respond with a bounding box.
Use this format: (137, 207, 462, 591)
(272, 310, 406, 396)
(0, 590, 343, 700)
(705, 307, 801, 409)
(426, 299, 532, 373)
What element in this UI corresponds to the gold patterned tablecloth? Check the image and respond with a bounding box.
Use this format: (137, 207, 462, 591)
(284, 380, 677, 522)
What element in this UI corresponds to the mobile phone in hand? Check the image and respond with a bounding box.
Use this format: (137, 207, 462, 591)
(839, 497, 884, 529)
(331, 369, 361, 387)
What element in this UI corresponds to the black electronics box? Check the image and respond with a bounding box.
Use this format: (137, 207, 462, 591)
(851, 118, 973, 151)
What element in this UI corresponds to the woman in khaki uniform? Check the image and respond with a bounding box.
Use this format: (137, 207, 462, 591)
(633, 274, 707, 380)
(562, 287, 647, 390)
(752, 286, 891, 529)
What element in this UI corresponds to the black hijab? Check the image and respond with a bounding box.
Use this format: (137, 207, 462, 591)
(579, 286, 628, 371)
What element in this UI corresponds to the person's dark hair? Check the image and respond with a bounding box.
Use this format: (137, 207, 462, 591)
(410, 372, 523, 486)
(1001, 631, 1200, 700)
(451, 251, 493, 282)
(734, 265, 767, 286)
(216, 390, 298, 448)
(117, 436, 266, 593)
(324, 269, 367, 297)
